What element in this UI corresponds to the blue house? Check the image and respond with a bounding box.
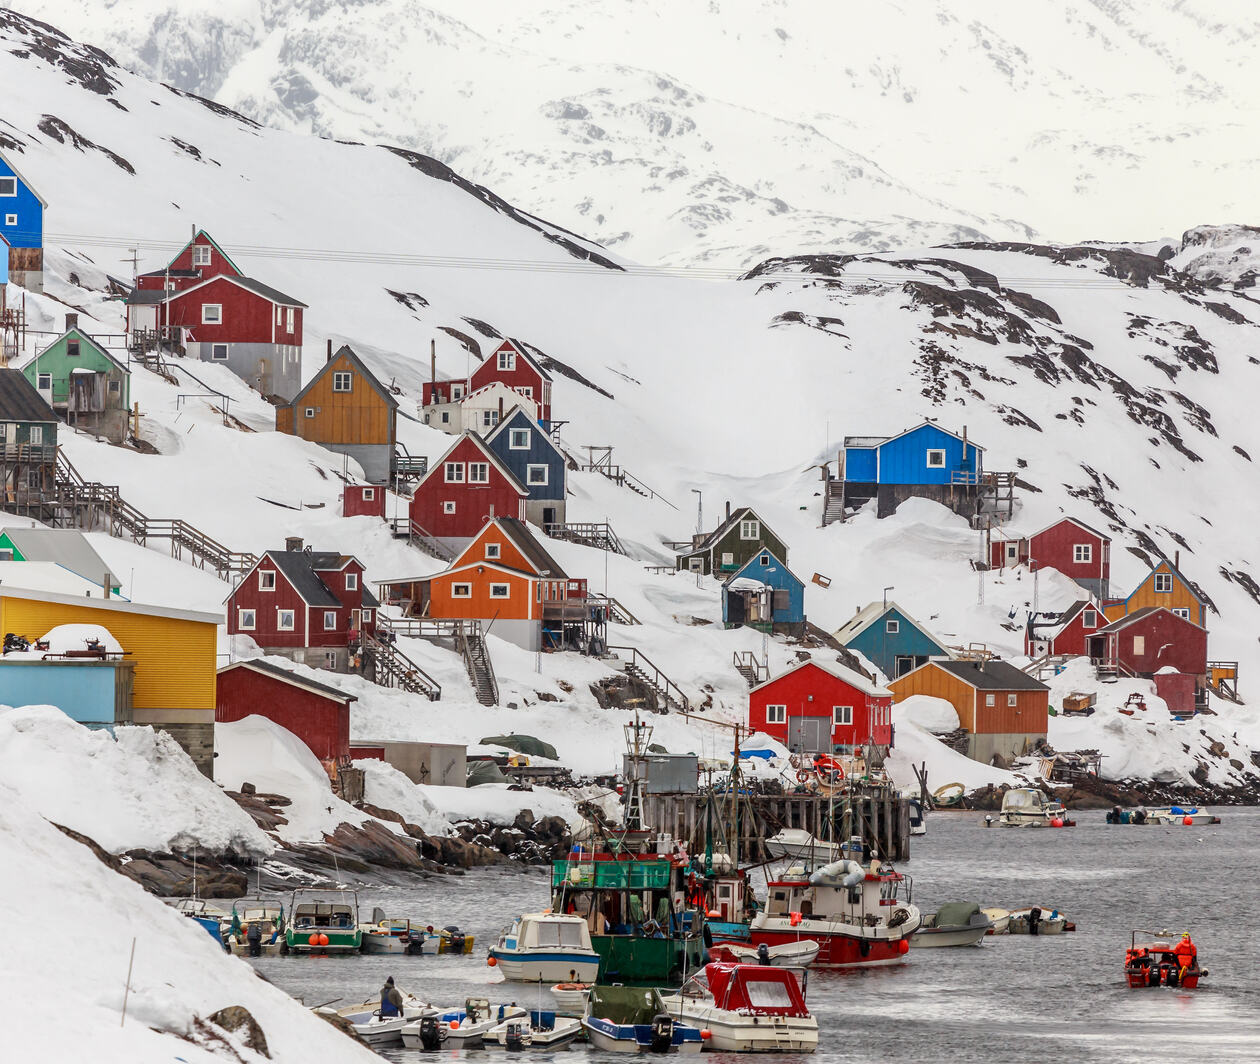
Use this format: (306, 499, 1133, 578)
(832, 600, 951, 680)
(0, 151, 46, 292)
(839, 421, 984, 518)
(722, 548, 805, 635)
(483, 404, 567, 529)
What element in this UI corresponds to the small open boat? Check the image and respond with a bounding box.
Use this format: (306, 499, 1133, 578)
(706, 939, 820, 968)
(487, 1009, 583, 1050)
(319, 991, 434, 1047)
(998, 789, 1074, 828)
(403, 999, 528, 1049)
(910, 903, 991, 947)
(1007, 906, 1068, 935)
(663, 963, 817, 1053)
(550, 982, 592, 1011)
(981, 908, 1011, 935)
(582, 986, 704, 1054)
(763, 828, 842, 864)
(222, 902, 285, 956)
(1124, 930, 1207, 989)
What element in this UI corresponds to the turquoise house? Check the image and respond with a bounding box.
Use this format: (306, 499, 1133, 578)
(721, 548, 806, 636)
(833, 600, 951, 679)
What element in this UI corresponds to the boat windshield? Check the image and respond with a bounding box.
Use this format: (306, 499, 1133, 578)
(745, 981, 795, 1009)
(1002, 790, 1046, 810)
(535, 921, 587, 947)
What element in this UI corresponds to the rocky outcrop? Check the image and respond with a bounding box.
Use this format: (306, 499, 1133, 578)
(208, 1006, 270, 1059)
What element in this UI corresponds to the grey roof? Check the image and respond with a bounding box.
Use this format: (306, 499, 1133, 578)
(682, 506, 764, 556)
(264, 550, 342, 607)
(833, 599, 947, 650)
(927, 658, 1049, 692)
(232, 276, 308, 308)
(0, 370, 57, 422)
(138, 269, 199, 279)
(125, 288, 168, 305)
(0, 528, 116, 587)
(843, 435, 889, 448)
(497, 516, 569, 578)
(1093, 605, 1201, 635)
(219, 658, 357, 702)
(128, 274, 307, 308)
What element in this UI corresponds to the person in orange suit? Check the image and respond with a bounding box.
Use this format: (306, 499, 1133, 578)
(1173, 932, 1197, 974)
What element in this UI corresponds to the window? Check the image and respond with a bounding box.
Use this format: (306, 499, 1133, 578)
(1082, 609, 1098, 627)
(332, 371, 353, 392)
(304, 407, 315, 418)
(468, 462, 489, 483)
(482, 410, 498, 428)
(1007, 693, 1018, 707)
(1006, 543, 1018, 561)
(765, 704, 786, 724)
(27, 468, 41, 489)
(276, 608, 296, 631)
(498, 349, 516, 371)
(526, 464, 548, 486)
(108, 380, 121, 394)
(362, 488, 375, 501)
(345, 572, 358, 590)
(451, 583, 472, 598)
(720, 552, 734, 568)
(259, 570, 276, 591)
(3, 214, 15, 226)
(276, 306, 283, 326)
(323, 610, 338, 630)
(739, 519, 760, 540)
(0, 178, 15, 196)
(486, 542, 501, 559)
(1133, 635, 1145, 655)
(445, 462, 464, 483)
(36, 373, 51, 390)
(237, 608, 255, 630)
(443, 500, 456, 514)
(1172, 607, 1191, 620)
(440, 412, 450, 424)
(926, 449, 947, 468)
(518, 386, 533, 399)
(285, 307, 294, 331)
(490, 583, 511, 598)
(201, 304, 222, 324)
(759, 554, 770, 566)
(1073, 544, 1092, 564)
(1154, 573, 1173, 593)
(324, 651, 338, 669)
(452, 384, 464, 400)
(362, 609, 372, 624)
(211, 343, 229, 361)
(29, 426, 42, 445)
(67, 340, 80, 358)
(509, 428, 530, 450)
(192, 244, 212, 266)
(886, 619, 900, 634)
(833, 706, 853, 726)
(985, 693, 996, 706)
(688, 557, 703, 572)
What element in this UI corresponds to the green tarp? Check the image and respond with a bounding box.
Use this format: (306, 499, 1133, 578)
(481, 734, 558, 760)
(587, 985, 667, 1025)
(934, 902, 982, 928)
(467, 760, 508, 786)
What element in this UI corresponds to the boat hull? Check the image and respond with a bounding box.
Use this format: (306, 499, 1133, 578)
(591, 934, 706, 986)
(748, 925, 912, 968)
(707, 940, 820, 968)
(582, 1018, 705, 1054)
(668, 1007, 817, 1054)
(285, 929, 362, 953)
(490, 951, 601, 983)
(489, 1015, 583, 1049)
(909, 924, 989, 948)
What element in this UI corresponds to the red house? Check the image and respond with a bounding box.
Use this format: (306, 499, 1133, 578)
(748, 660, 893, 756)
(225, 538, 379, 674)
(407, 432, 527, 554)
(990, 517, 1110, 599)
(422, 338, 554, 428)
(342, 483, 387, 519)
(216, 659, 355, 765)
(124, 229, 306, 400)
(1024, 599, 1107, 658)
(1087, 607, 1207, 687)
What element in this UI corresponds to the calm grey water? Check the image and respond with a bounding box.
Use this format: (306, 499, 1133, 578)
(243, 809, 1260, 1062)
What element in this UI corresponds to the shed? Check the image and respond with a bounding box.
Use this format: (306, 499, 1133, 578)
(721, 548, 805, 635)
(350, 740, 467, 787)
(216, 659, 355, 763)
(342, 483, 387, 519)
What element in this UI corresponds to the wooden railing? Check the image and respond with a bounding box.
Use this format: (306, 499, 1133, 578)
(608, 645, 689, 714)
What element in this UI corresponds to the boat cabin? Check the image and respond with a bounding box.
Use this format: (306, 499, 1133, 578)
(291, 890, 358, 930)
(701, 962, 809, 1016)
(998, 788, 1068, 825)
(763, 859, 910, 923)
(504, 912, 593, 953)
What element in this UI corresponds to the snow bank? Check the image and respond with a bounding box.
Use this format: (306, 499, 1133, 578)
(215, 716, 370, 843)
(0, 706, 272, 856)
(40, 623, 125, 654)
(894, 695, 960, 734)
(884, 718, 1024, 794)
(418, 782, 582, 827)
(357, 758, 457, 837)
(0, 778, 378, 1064)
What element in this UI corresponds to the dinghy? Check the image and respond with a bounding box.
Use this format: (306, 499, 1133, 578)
(981, 908, 1011, 935)
(403, 999, 528, 1049)
(1007, 906, 1068, 935)
(706, 939, 820, 968)
(550, 982, 593, 1012)
(319, 991, 434, 1047)
(582, 986, 704, 1054)
(487, 1009, 583, 1050)
(909, 903, 991, 947)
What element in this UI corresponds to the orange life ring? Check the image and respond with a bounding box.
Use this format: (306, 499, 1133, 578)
(796, 770, 811, 783)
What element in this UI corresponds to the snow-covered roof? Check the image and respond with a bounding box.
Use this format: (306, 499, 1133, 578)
(0, 529, 119, 591)
(832, 599, 945, 649)
(750, 657, 891, 698)
(0, 561, 119, 598)
(0, 569, 218, 624)
(218, 658, 358, 702)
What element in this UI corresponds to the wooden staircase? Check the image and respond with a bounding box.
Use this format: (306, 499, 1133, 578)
(546, 521, 628, 555)
(1022, 653, 1072, 681)
(574, 445, 677, 509)
(460, 623, 499, 706)
(388, 516, 456, 561)
(359, 630, 441, 700)
(822, 480, 845, 526)
(608, 645, 689, 714)
(587, 593, 641, 626)
(733, 650, 769, 688)
(1207, 661, 1242, 704)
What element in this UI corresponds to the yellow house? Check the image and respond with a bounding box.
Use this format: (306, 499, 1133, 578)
(0, 572, 221, 774)
(1103, 558, 1208, 630)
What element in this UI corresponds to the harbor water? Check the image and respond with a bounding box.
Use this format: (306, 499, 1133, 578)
(246, 808, 1260, 1062)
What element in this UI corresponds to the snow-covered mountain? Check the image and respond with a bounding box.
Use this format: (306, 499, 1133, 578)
(4, 10, 1260, 761)
(24, 0, 1257, 265)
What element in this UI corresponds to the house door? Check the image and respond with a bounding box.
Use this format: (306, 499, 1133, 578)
(787, 716, 828, 756)
(894, 655, 915, 677)
(543, 506, 557, 527)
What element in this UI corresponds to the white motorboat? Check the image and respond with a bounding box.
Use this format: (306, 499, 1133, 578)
(981, 908, 1011, 935)
(488, 912, 600, 983)
(663, 963, 817, 1054)
(222, 903, 285, 956)
(998, 789, 1074, 828)
(1007, 906, 1068, 935)
(402, 999, 528, 1049)
(319, 992, 434, 1047)
(707, 939, 820, 968)
(909, 903, 992, 948)
(763, 828, 841, 863)
(550, 982, 593, 1012)
(487, 1009, 583, 1049)
(582, 986, 704, 1054)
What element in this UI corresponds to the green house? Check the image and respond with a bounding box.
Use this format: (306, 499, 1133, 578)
(675, 506, 789, 576)
(18, 316, 130, 444)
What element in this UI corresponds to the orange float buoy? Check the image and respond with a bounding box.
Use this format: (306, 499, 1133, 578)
(308, 933, 319, 946)
(700, 1030, 712, 1041)
(487, 955, 498, 967)
(319, 933, 330, 946)
(1183, 816, 1194, 825)
(449, 1020, 460, 1030)
(897, 939, 910, 955)
(789, 911, 803, 927)
(1051, 819, 1064, 828)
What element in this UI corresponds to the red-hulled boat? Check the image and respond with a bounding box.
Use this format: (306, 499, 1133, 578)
(748, 857, 920, 968)
(1124, 930, 1207, 989)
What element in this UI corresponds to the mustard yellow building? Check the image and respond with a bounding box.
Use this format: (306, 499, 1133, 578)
(1103, 558, 1208, 630)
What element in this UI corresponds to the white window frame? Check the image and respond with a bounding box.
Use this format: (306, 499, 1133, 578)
(108, 379, 121, 394)
(688, 557, 703, 572)
(201, 303, 222, 325)
(362, 487, 375, 501)
(1172, 607, 1191, 620)
(985, 693, 996, 707)
(285, 307, 295, 331)
(323, 610, 338, 630)
(451, 583, 472, 598)
(332, 371, 353, 393)
(468, 461, 490, 484)
(720, 552, 734, 568)
(739, 519, 760, 541)
(1082, 609, 1098, 628)
(1073, 544, 1092, 564)
(509, 428, 530, 450)
(237, 608, 256, 631)
(3, 213, 16, 227)
(362, 609, 373, 624)
(1154, 573, 1173, 593)
(1133, 635, 1146, 655)
(36, 372, 51, 390)
(498, 349, 516, 371)
(345, 572, 358, 590)
(1007, 693, 1018, 707)
(275, 305, 283, 326)
(926, 449, 946, 468)
(886, 619, 900, 634)
(526, 464, 548, 486)
(482, 410, 498, 428)
(445, 462, 464, 483)
(192, 244, 212, 266)
(211, 343, 229, 361)
(518, 386, 533, 399)
(490, 583, 511, 599)
(765, 704, 786, 724)
(258, 570, 276, 591)
(451, 384, 464, 400)
(276, 608, 296, 631)
(304, 407, 315, 418)
(1006, 543, 1019, 561)
(485, 542, 501, 559)
(0, 178, 16, 197)
(833, 705, 853, 726)
(759, 554, 770, 567)
(443, 500, 456, 514)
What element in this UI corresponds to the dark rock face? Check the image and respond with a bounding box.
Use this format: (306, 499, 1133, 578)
(208, 1006, 270, 1059)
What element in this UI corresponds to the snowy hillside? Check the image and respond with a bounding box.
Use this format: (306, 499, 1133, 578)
(21, 0, 1256, 264)
(3, 11, 1260, 783)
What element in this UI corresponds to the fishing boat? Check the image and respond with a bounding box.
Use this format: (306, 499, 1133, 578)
(487, 1009, 583, 1049)
(488, 912, 601, 982)
(909, 903, 991, 947)
(663, 963, 817, 1054)
(285, 888, 362, 954)
(403, 999, 528, 1049)
(1007, 906, 1068, 935)
(319, 991, 434, 1047)
(763, 829, 842, 864)
(581, 986, 704, 1054)
(981, 907, 1011, 935)
(706, 939, 820, 968)
(1107, 806, 1221, 825)
(701, 869, 754, 942)
(551, 983, 593, 1012)
(222, 902, 285, 956)
(748, 854, 920, 967)
(1124, 930, 1207, 989)
(998, 788, 1074, 827)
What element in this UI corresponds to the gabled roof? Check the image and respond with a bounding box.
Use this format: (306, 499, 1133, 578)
(0, 150, 48, 207)
(125, 288, 168, 305)
(843, 421, 985, 452)
(898, 658, 1048, 692)
(255, 550, 342, 608)
(486, 338, 552, 382)
(163, 272, 306, 308)
(0, 370, 57, 422)
(494, 516, 568, 578)
(484, 405, 564, 460)
(217, 658, 358, 703)
(413, 431, 527, 496)
(1092, 605, 1204, 636)
(165, 228, 242, 276)
(1139, 558, 1206, 605)
(751, 657, 892, 698)
(724, 548, 800, 587)
(18, 328, 129, 376)
(0, 528, 118, 589)
(430, 558, 546, 583)
(286, 345, 397, 411)
(1031, 516, 1109, 542)
(832, 599, 945, 649)
(682, 506, 772, 557)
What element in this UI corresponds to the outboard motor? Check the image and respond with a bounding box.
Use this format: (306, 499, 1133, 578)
(650, 1014, 675, 1053)
(757, 942, 771, 966)
(444, 925, 466, 953)
(418, 1015, 443, 1051)
(504, 1020, 528, 1053)
(1027, 907, 1042, 937)
(405, 930, 426, 955)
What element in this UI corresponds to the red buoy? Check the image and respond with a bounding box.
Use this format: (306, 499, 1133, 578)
(308, 933, 319, 946)
(897, 939, 910, 954)
(1183, 816, 1194, 826)
(319, 933, 330, 947)
(1051, 818, 1064, 828)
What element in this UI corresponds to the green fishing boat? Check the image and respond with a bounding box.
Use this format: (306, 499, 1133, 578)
(284, 887, 363, 954)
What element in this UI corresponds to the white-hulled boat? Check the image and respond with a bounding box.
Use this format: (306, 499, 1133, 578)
(1007, 906, 1068, 935)
(982, 908, 1011, 935)
(551, 982, 593, 1011)
(706, 939, 820, 968)
(998, 789, 1074, 827)
(222, 903, 285, 956)
(402, 999, 527, 1049)
(318, 991, 434, 1047)
(487, 1009, 583, 1049)
(763, 828, 841, 863)
(582, 986, 704, 1054)
(663, 963, 817, 1054)
(909, 903, 992, 947)
(488, 912, 600, 983)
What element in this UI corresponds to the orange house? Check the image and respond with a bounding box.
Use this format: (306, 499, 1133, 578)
(889, 658, 1049, 765)
(1103, 558, 1208, 629)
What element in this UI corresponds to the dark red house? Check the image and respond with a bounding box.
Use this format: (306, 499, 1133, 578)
(1088, 607, 1207, 685)
(342, 483, 387, 519)
(422, 338, 554, 427)
(225, 539, 379, 674)
(1024, 599, 1107, 658)
(216, 658, 354, 764)
(748, 660, 893, 756)
(407, 432, 527, 554)
(990, 517, 1111, 599)
(134, 229, 241, 292)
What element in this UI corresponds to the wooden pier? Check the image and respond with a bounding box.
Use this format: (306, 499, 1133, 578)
(640, 785, 912, 864)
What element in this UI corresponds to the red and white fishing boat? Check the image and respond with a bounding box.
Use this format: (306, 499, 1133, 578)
(748, 857, 920, 968)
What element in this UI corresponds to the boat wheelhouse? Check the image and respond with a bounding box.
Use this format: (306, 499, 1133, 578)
(489, 911, 601, 983)
(285, 887, 362, 953)
(998, 788, 1073, 828)
(664, 962, 818, 1054)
